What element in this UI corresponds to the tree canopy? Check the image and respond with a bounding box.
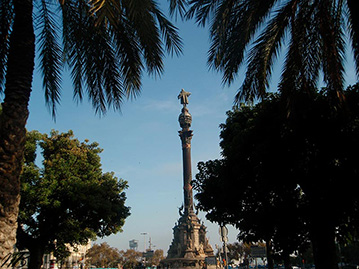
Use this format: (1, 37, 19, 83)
(119, 249, 143, 268)
(17, 130, 130, 269)
(193, 85, 359, 269)
(86, 242, 121, 268)
(146, 249, 165, 267)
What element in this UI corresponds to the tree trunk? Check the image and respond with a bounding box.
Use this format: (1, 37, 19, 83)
(28, 244, 45, 269)
(283, 251, 292, 269)
(0, 0, 34, 265)
(310, 218, 338, 269)
(266, 240, 274, 269)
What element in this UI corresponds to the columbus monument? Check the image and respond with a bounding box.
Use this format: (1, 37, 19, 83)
(161, 90, 215, 268)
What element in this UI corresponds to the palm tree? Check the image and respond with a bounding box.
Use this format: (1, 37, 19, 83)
(177, 0, 359, 104)
(0, 0, 182, 265)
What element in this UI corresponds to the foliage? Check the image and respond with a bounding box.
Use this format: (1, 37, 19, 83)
(0, 0, 183, 115)
(291, 245, 314, 267)
(340, 241, 359, 265)
(171, 0, 359, 105)
(17, 130, 130, 269)
(118, 249, 142, 268)
(146, 249, 165, 267)
(226, 242, 251, 262)
(193, 84, 359, 269)
(194, 96, 309, 257)
(86, 243, 121, 268)
(114, 249, 165, 268)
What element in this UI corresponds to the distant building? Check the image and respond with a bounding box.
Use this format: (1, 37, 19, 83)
(42, 241, 92, 269)
(62, 242, 92, 269)
(129, 240, 139, 250)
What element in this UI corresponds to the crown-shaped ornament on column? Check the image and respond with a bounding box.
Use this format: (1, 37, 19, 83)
(178, 89, 192, 130)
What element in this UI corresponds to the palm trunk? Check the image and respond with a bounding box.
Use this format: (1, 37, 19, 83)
(0, 0, 34, 265)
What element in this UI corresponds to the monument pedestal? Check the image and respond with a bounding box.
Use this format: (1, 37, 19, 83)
(161, 212, 215, 268)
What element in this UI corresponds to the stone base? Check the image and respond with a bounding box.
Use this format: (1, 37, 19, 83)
(162, 210, 216, 269)
(160, 257, 217, 269)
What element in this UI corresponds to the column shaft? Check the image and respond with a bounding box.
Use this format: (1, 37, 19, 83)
(180, 130, 194, 214)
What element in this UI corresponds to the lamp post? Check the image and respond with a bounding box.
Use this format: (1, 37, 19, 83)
(140, 233, 148, 268)
(220, 225, 229, 269)
(140, 233, 148, 252)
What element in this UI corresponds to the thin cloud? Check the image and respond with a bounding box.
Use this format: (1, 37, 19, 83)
(141, 98, 178, 112)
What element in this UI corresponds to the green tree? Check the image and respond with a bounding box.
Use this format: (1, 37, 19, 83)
(194, 86, 359, 269)
(177, 0, 358, 104)
(146, 249, 165, 267)
(194, 99, 308, 269)
(0, 0, 181, 263)
(16, 130, 130, 269)
(226, 242, 249, 263)
(339, 240, 359, 266)
(119, 249, 142, 268)
(86, 243, 121, 268)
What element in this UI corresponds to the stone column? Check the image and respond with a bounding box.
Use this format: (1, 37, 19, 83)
(179, 106, 194, 215)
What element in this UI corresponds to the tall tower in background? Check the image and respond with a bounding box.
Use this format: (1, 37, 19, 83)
(161, 90, 215, 269)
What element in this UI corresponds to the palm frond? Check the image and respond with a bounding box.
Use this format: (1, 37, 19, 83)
(0, 0, 14, 93)
(57, 0, 182, 114)
(346, 0, 359, 76)
(90, 0, 183, 61)
(123, 0, 164, 76)
(318, 0, 345, 99)
(82, 29, 109, 115)
(280, 0, 321, 98)
(168, 0, 188, 19)
(207, 0, 279, 85)
(60, 0, 85, 103)
(88, 0, 123, 27)
(152, 3, 183, 56)
(187, 0, 352, 104)
(237, 1, 293, 103)
(36, 0, 63, 117)
(83, 21, 124, 114)
(187, 0, 221, 26)
(112, 14, 143, 99)
(62, 0, 126, 115)
(297, 1, 322, 88)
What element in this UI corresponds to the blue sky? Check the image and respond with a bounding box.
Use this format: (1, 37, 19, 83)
(26, 15, 241, 252)
(22, 2, 357, 253)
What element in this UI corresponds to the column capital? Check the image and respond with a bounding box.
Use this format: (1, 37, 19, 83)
(179, 130, 193, 146)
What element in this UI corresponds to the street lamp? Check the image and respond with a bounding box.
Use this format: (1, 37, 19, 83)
(140, 233, 148, 252)
(220, 225, 229, 269)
